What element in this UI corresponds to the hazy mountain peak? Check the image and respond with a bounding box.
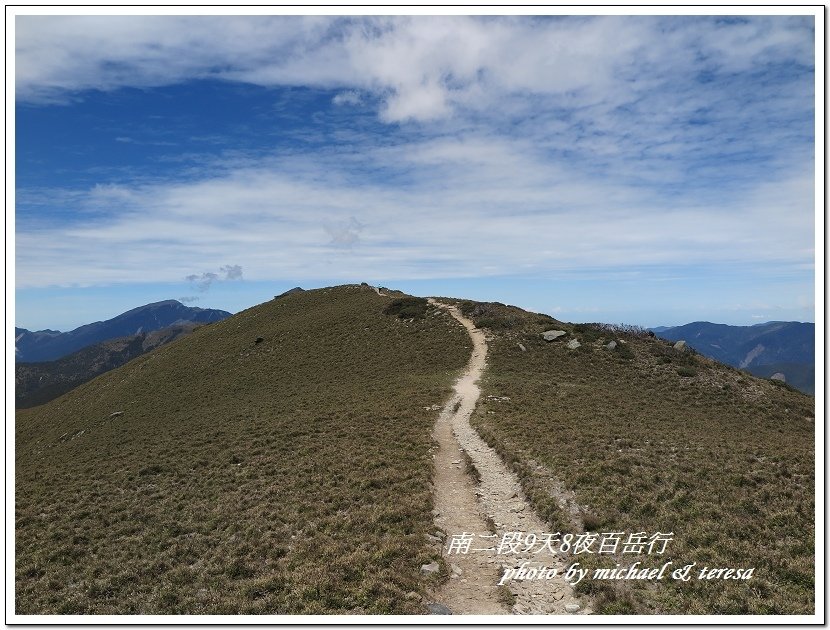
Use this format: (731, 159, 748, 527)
(15, 300, 232, 362)
(652, 320, 814, 394)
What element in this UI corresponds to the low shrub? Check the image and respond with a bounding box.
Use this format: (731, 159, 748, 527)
(614, 344, 634, 361)
(383, 297, 429, 320)
(476, 317, 516, 330)
(459, 301, 476, 316)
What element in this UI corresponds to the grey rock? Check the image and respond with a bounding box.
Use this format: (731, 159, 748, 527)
(605, 340, 617, 350)
(518, 343, 527, 352)
(542, 330, 567, 342)
(420, 562, 440, 575)
(771, 372, 786, 382)
(425, 534, 442, 544)
(566, 339, 581, 350)
(673, 340, 687, 351)
(565, 603, 581, 613)
(450, 563, 462, 575)
(426, 602, 452, 615)
(405, 591, 422, 601)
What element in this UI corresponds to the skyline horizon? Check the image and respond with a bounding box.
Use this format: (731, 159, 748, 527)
(15, 278, 817, 334)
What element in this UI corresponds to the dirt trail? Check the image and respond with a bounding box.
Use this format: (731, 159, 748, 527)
(428, 299, 589, 615)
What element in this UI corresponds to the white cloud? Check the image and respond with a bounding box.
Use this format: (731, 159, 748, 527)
(324, 216, 364, 248)
(15, 16, 814, 123)
(332, 90, 362, 106)
(184, 265, 243, 292)
(14, 136, 814, 288)
(13, 15, 815, 292)
(15, 16, 330, 102)
(381, 79, 450, 123)
(220, 264, 243, 281)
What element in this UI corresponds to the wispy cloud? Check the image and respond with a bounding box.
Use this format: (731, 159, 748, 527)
(332, 90, 362, 106)
(14, 137, 813, 288)
(220, 264, 243, 281)
(14, 15, 815, 299)
(185, 265, 244, 292)
(114, 135, 177, 147)
(185, 272, 218, 292)
(16, 16, 813, 123)
(324, 216, 364, 249)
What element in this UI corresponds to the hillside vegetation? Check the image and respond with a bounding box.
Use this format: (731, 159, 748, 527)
(655, 321, 814, 395)
(16, 285, 470, 614)
(15, 288, 815, 616)
(457, 301, 814, 614)
(16, 323, 201, 409)
(745, 362, 815, 397)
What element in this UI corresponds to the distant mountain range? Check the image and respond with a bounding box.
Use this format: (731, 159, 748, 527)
(653, 321, 815, 394)
(15, 300, 231, 363)
(15, 322, 202, 409)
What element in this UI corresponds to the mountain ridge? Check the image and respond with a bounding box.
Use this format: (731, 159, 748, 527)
(15, 300, 232, 362)
(651, 320, 814, 394)
(15, 321, 203, 409)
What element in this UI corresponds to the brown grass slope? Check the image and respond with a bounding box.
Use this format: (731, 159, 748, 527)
(453, 300, 815, 615)
(16, 322, 202, 409)
(15, 285, 470, 614)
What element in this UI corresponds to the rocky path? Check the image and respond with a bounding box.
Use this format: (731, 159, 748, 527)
(427, 299, 590, 616)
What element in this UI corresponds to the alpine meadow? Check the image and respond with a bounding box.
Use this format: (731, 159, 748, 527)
(15, 286, 815, 614)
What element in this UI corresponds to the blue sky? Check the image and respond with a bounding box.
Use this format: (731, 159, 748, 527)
(14, 15, 816, 331)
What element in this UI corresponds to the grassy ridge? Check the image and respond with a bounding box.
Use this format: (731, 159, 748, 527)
(16, 323, 201, 409)
(16, 285, 470, 614)
(460, 301, 814, 614)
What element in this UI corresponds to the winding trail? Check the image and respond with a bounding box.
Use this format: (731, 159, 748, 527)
(428, 299, 590, 615)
